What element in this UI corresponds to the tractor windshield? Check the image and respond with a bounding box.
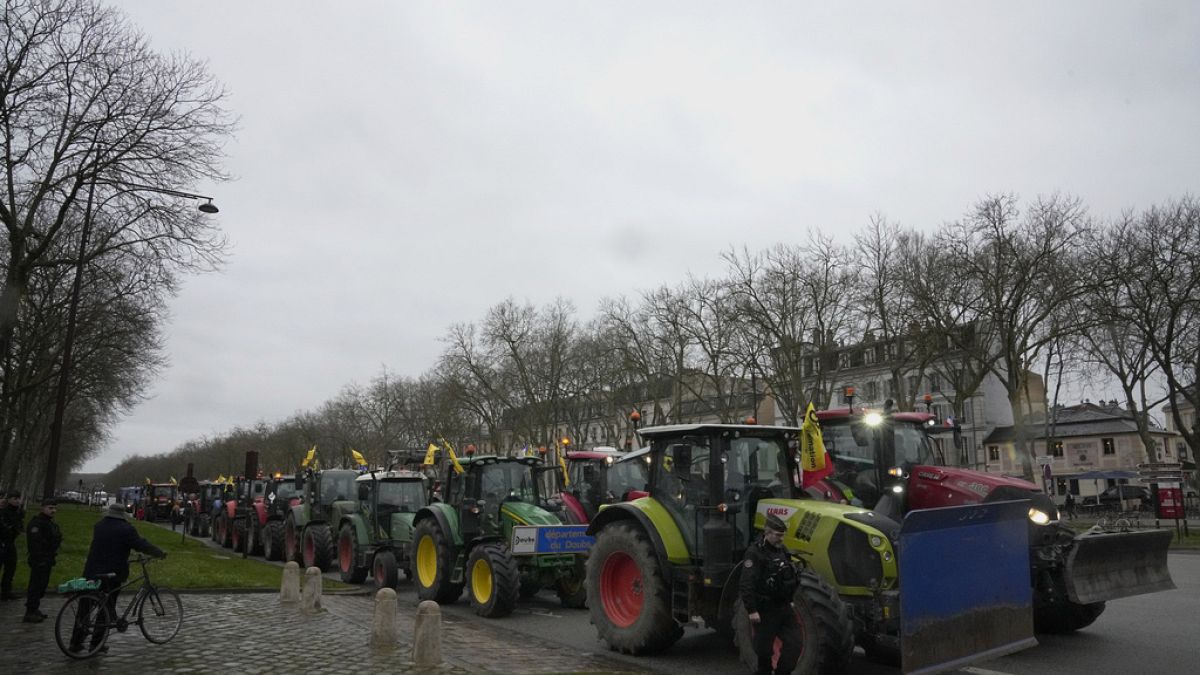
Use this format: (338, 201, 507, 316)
(272, 481, 298, 502)
(377, 480, 425, 512)
(726, 436, 794, 499)
(479, 462, 540, 504)
(823, 419, 938, 469)
(319, 471, 357, 505)
(151, 486, 174, 499)
(609, 456, 648, 498)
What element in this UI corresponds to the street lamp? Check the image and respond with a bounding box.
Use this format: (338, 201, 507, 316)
(41, 184, 220, 499)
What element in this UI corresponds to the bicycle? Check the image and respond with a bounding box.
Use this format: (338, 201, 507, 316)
(53, 555, 183, 659)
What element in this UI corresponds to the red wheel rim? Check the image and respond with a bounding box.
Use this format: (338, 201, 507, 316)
(285, 527, 295, 557)
(304, 532, 314, 563)
(340, 534, 352, 572)
(599, 551, 643, 628)
(374, 561, 384, 586)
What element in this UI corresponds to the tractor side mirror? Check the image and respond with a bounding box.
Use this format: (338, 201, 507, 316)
(673, 445, 692, 473)
(851, 422, 870, 447)
(294, 475, 304, 492)
(358, 483, 369, 501)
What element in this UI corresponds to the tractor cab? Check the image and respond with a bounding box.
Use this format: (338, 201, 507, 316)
(639, 424, 801, 564)
(356, 470, 427, 537)
(817, 407, 944, 511)
(553, 447, 649, 523)
(443, 456, 545, 544)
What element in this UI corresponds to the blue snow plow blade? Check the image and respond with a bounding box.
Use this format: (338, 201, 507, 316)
(899, 500, 1037, 675)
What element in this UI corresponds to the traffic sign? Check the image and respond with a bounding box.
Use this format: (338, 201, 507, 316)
(1036, 455, 1053, 466)
(1139, 476, 1183, 484)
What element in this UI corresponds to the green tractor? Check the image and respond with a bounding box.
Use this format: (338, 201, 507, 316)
(585, 423, 1037, 674)
(334, 469, 429, 586)
(284, 468, 359, 571)
(410, 453, 591, 618)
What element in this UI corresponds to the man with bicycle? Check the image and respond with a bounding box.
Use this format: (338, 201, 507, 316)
(72, 503, 166, 653)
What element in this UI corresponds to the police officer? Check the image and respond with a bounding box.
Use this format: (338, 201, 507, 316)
(24, 498, 62, 622)
(739, 513, 802, 675)
(0, 491, 25, 601)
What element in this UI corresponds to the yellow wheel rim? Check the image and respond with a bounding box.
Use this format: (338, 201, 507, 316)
(471, 557, 493, 605)
(416, 535, 438, 587)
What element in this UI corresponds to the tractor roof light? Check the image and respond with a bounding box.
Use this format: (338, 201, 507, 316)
(887, 467, 904, 477)
(716, 503, 728, 513)
(864, 412, 884, 427)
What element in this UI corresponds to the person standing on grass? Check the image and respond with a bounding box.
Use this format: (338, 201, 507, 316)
(24, 499, 62, 622)
(71, 503, 166, 653)
(1, 491, 25, 601)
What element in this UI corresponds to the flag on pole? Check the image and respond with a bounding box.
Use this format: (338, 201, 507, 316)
(558, 451, 570, 486)
(170, 477, 177, 485)
(351, 448, 368, 467)
(216, 474, 226, 485)
(440, 438, 465, 475)
(800, 403, 835, 485)
(301, 445, 316, 468)
(424, 443, 439, 465)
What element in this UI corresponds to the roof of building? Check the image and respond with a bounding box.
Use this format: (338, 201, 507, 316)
(1024, 400, 1172, 439)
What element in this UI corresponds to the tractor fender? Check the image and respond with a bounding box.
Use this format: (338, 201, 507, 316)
(390, 512, 417, 546)
(289, 503, 310, 530)
(341, 513, 370, 550)
(224, 500, 237, 520)
(587, 500, 689, 570)
(413, 502, 463, 548)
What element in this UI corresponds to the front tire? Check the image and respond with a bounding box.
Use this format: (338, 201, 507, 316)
(283, 514, 300, 563)
(586, 522, 680, 655)
(467, 543, 519, 618)
(232, 519, 247, 553)
(138, 587, 183, 644)
(338, 524, 368, 583)
(263, 521, 285, 561)
(732, 571, 854, 675)
(303, 524, 335, 571)
(373, 550, 400, 589)
(411, 518, 463, 604)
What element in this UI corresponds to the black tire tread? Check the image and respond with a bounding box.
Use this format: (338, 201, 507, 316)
(585, 522, 680, 655)
(468, 543, 520, 618)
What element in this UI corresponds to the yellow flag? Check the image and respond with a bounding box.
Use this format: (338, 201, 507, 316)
(423, 443, 439, 465)
(301, 445, 316, 468)
(170, 477, 177, 485)
(351, 448, 367, 467)
(558, 450, 570, 486)
(440, 438, 464, 475)
(145, 477, 152, 485)
(800, 403, 827, 472)
(216, 474, 226, 485)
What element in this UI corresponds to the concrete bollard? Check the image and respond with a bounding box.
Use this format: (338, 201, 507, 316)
(412, 600, 442, 666)
(280, 561, 301, 603)
(302, 566, 324, 613)
(370, 588, 397, 649)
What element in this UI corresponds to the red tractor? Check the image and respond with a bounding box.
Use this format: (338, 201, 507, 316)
(141, 483, 178, 523)
(214, 476, 268, 553)
(809, 402, 1175, 634)
(547, 447, 648, 524)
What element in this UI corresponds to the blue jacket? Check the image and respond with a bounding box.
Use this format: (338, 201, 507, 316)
(83, 515, 164, 582)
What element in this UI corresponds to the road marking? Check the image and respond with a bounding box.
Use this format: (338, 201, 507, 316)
(963, 668, 1017, 675)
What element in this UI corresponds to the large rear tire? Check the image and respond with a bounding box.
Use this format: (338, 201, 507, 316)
(586, 522, 680, 655)
(373, 550, 400, 589)
(263, 521, 285, 561)
(732, 571, 854, 675)
(232, 519, 247, 553)
(199, 513, 210, 538)
(303, 523, 335, 571)
(338, 523, 369, 583)
(412, 518, 463, 604)
(467, 543, 520, 618)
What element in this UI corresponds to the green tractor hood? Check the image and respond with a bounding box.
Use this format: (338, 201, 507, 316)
(499, 500, 561, 526)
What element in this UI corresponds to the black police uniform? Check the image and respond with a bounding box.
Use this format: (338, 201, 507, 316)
(0, 497, 24, 600)
(25, 507, 62, 619)
(738, 517, 802, 675)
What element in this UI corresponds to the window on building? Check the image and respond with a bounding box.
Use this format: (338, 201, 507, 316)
(864, 348, 876, 365)
(929, 374, 941, 392)
(908, 375, 920, 393)
(1165, 441, 1172, 458)
(1051, 441, 1064, 457)
(988, 446, 1000, 461)
(838, 352, 850, 370)
(1178, 442, 1189, 461)
(865, 381, 879, 400)
(884, 343, 896, 360)
(1102, 438, 1115, 456)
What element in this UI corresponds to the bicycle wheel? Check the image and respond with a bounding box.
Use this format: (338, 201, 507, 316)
(138, 586, 183, 644)
(55, 593, 112, 659)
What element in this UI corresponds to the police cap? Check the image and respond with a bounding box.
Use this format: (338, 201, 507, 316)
(764, 513, 787, 533)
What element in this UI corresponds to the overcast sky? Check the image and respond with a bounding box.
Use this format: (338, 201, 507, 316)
(83, 1, 1200, 472)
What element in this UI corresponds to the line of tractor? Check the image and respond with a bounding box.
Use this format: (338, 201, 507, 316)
(150, 404, 1174, 675)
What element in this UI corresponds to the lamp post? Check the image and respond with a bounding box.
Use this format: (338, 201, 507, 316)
(41, 184, 219, 500)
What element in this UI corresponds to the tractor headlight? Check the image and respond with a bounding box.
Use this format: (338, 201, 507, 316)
(1028, 508, 1050, 526)
(864, 412, 884, 427)
(891, 484, 904, 494)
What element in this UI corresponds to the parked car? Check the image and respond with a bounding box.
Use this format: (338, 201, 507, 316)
(1081, 484, 1151, 509)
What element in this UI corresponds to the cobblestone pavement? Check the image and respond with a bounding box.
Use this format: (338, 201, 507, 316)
(0, 590, 638, 674)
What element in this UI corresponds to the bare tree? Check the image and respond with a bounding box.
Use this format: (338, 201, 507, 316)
(0, 0, 234, 483)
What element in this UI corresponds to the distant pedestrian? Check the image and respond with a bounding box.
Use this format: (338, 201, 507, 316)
(24, 499, 62, 622)
(0, 491, 25, 601)
(71, 503, 165, 653)
(1064, 493, 1076, 520)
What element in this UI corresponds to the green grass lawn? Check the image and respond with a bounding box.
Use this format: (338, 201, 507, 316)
(6, 503, 351, 592)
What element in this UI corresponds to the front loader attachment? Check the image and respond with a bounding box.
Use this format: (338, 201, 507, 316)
(899, 500, 1036, 675)
(1064, 528, 1175, 604)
